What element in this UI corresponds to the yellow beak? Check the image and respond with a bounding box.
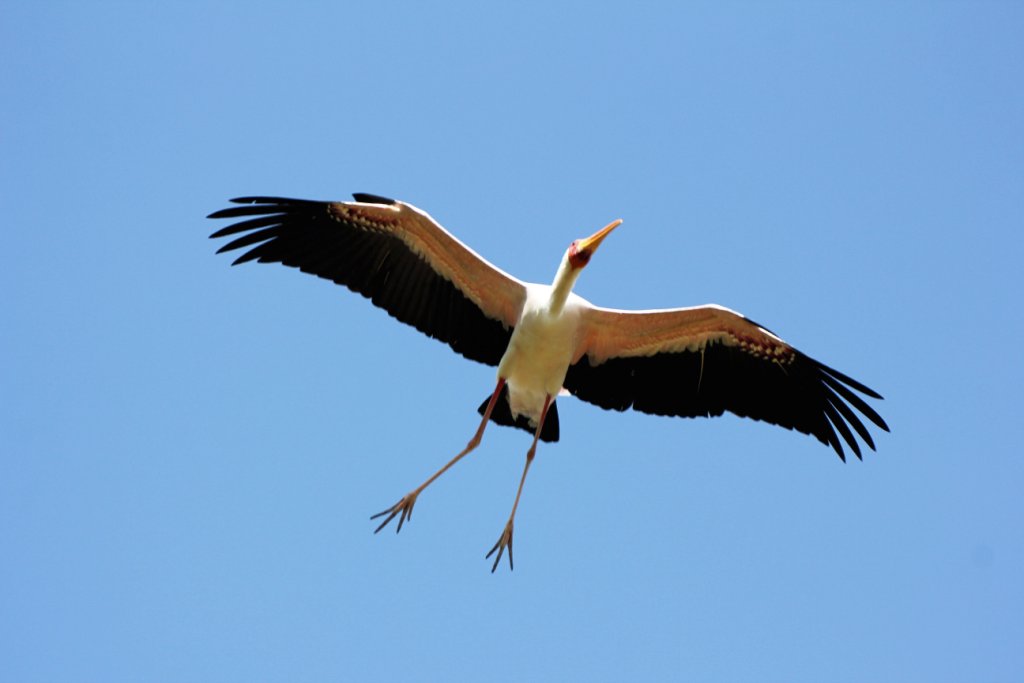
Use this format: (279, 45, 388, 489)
(577, 218, 623, 254)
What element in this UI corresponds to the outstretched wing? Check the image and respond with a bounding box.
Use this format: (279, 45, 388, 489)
(209, 194, 527, 366)
(566, 304, 889, 461)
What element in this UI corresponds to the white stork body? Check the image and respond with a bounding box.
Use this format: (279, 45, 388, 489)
(499, 257, 588, 424)
(209, 192, 889, 571)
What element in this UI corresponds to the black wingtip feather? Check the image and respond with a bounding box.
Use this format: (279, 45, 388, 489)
(352, 192, 397, 205)
(819, 409, 846, 462)
(824, 387, 876, 451)
(823, 401, 862, 460)
(216, 226, 280, 254)
(209, 214, 288, 239)
(230, 251, 260, 266)
(820, 372, 890, 432)
(228, 196, 320, 206)
(812, 356, 885, 400)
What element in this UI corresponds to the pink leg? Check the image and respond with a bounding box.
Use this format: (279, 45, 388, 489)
(486, 393, 553, 572)
(372, 378, 506, 533)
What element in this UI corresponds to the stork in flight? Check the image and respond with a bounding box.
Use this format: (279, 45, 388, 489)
(209, 193, 888, 571)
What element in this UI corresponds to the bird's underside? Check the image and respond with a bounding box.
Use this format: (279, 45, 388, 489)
(209, 192, 889, 572)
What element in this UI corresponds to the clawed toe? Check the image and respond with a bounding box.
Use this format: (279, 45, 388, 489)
(485, 523, 514, 572)
(370, 493, 418, 534)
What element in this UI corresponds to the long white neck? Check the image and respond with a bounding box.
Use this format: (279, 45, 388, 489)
(548, 252, 581, 316)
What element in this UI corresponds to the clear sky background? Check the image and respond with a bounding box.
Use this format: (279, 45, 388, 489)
(3, 2, 1022, 681)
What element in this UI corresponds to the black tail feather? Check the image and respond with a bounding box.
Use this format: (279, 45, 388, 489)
(477, 385, 560, 443)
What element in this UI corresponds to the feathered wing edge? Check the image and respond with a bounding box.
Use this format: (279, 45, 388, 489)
(208, 195, 524, 367)
(565, 308, 889, 461)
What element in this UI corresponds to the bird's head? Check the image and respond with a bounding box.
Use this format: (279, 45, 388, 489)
(567, 219, 623, 270)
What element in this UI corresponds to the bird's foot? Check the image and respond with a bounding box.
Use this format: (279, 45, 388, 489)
(485, 521, 514, 573)
(371, 491, 419, 534)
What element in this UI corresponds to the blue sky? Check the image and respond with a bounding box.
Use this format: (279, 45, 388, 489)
(2, 1, 1022, 680)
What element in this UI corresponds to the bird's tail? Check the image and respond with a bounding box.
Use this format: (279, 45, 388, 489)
(477, 385, 560, 443)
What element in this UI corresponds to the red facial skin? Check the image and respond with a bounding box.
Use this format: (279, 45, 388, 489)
(567, 241, 592, 270)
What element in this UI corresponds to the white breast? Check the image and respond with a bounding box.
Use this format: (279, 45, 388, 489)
(497, 286, 587, 424)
